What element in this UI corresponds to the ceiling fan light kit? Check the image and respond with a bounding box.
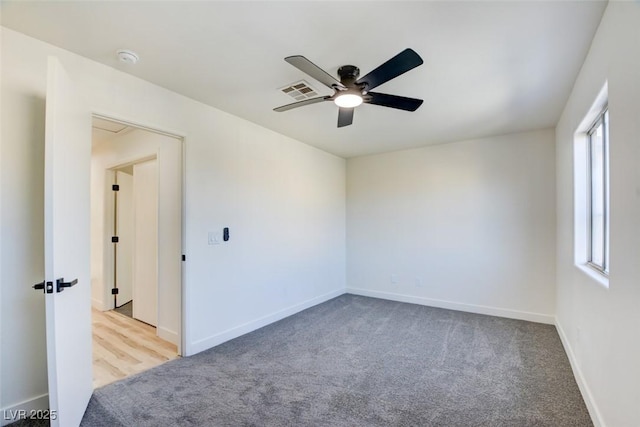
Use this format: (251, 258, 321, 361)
(274, 48, 424, 128)
(334, 92, 363, 108)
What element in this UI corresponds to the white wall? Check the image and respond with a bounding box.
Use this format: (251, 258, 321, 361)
(347, 129, 557, 323)
(0, 27, 346, 416)
(91, 129, 182, 345)
(555, 2, 640, 426)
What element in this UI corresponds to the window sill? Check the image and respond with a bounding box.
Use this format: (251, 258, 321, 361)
(576, 263, 609, 289)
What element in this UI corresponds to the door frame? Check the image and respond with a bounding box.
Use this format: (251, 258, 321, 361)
(92, 111, 187, 356)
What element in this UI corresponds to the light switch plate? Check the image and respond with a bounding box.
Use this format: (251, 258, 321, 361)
(208, 231, 221, 245)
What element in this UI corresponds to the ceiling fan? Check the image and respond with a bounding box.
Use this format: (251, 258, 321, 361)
(274, 48, 424, 128)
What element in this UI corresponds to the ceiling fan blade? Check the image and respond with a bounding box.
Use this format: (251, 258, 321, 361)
(356, 48, 423, 91)
(337, 108, 354, 128)
(365, 92, 424, 111)
(285, 55, 346, 90)
(273, 96, 331, 112)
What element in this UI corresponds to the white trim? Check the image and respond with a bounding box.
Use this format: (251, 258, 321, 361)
(575, 263, 609, 289)
(91, 297, 104, 310)
(91, 111, 187, 140)
(1, 394, 49, 426)
(575, 82, 609, 135)
(189, 289, 345, 355)
(105, 153, 157, 172)
(346, 288, 555, 324)
(555, 318, 604, 427)
(180, 136, 188, 357)
(157, 326, 179, 346)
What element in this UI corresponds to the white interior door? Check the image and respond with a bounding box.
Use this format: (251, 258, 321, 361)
(132, 159, 158, 326)
(43, 56, 92, 426)
(115, 171, 134, 305)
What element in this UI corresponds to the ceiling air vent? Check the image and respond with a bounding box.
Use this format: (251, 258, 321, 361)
(279, 80, 318, 101)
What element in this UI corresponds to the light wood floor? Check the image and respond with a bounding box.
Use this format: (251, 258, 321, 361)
(92, 308, 179, 389)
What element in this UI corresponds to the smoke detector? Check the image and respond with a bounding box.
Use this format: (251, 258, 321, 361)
(116, 49, 139, 65)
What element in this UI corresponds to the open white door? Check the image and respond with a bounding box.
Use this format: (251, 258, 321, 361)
(41, 56, 93, 426)
(132, 159, 159, 326)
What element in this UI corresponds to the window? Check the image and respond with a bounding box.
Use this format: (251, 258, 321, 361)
(586, 108, 609, 274)
(574, 83, 608, 285)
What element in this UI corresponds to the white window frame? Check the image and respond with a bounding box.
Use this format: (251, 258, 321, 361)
(586, 107, 609, 275)
(573, 82, 609, 287)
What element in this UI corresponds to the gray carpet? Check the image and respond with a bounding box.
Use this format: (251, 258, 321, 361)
(6, 418, 49, 427)
(80, 294, 591, 426)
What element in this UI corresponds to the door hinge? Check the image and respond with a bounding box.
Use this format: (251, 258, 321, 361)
(111, 288, 119, 295)
(112, 184, 120, 191)
(182, 254, 186, 261)
(112, 236, 119, 243)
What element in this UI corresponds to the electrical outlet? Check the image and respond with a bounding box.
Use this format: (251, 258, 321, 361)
(391, 274, 398, 284)
(414, 277, 423, 287)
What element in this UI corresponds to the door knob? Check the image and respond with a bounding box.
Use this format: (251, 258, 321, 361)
(56, 278, 78, 293)
(33, 281, 54, 293)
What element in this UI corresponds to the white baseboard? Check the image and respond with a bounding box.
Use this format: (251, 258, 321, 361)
(1, 394, 49, 427)
(555, 318, 604, 427)
(91, 297, 104, 310)
(157, 326, 179, 347)
(189, 289, 345, 355)
(346, 287, 555, 324)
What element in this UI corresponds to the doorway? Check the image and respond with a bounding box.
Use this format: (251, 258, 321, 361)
(90, 116, 183, 388)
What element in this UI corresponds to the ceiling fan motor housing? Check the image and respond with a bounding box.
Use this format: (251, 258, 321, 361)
(338, 65, 360, 86)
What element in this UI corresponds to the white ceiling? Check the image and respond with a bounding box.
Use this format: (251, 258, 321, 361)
(1, 1, 606, 158)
